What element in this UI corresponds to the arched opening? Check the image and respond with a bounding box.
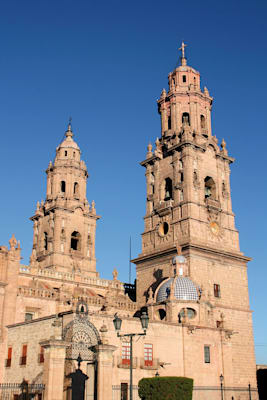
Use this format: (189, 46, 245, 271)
(204, 176, 216, 199)
(168, 116, 171, 130)
(200, 115, 206, 130)
(182, 112, 190, 126)
(158, 222, 169, 237)
(178, 308, 196, 322)
(61, 181, 66, 193)
(74, 182, 79, 196)
(182, 75, 186, 83)
(43, 232, 48, 251)
(71, 231, 81, 251)
(158, 309, 166, 321)
(164, 178, 173, 201)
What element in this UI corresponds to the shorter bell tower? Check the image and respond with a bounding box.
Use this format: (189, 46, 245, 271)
(30, 122, 100, 276)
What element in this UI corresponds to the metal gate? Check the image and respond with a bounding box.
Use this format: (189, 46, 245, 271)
(0, 382, 45, 399)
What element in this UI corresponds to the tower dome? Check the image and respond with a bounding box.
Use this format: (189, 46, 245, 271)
(57, 122, 80, 152)
(156, 277, 198, 303)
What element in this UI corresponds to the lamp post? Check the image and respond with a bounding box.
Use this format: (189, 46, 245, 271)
(220, 374, 224, 400)
(113, 312, 149, 400)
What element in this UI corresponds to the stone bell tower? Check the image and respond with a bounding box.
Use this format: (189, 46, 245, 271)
(29, 122, 100, 276)
(133, 43, 248, 305)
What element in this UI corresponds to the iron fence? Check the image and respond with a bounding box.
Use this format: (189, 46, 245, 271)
(0, 383, 45, 399)
(112, 384, 258, 400)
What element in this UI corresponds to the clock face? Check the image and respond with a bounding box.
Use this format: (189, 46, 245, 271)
(210, 221, 220, 236)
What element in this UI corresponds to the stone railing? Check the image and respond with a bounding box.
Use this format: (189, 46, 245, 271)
(205, 197, 221, 210)
(140, 357, 160, 370)
(19, 267, 125, 291)
(116, 356, 137, 369)
(18, 286, 58, 300)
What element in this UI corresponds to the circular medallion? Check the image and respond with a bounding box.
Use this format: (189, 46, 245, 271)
(210, 221, 220, 236)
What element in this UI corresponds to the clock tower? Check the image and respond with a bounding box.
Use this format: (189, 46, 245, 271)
(133, 44, 247, 304)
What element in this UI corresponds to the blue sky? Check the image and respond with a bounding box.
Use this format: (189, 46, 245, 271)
(0, 0, 266, 364)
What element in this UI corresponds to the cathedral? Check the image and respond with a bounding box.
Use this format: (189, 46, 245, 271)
(0, 45, 258, 400)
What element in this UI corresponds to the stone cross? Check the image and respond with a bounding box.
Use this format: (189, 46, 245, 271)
(179, 41, 187, 58)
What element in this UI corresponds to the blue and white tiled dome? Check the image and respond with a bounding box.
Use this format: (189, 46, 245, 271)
(156, 277, 198, 303)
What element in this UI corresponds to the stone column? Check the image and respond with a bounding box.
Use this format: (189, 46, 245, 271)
(170, 100, 175, 131)
(172, 154, 180, 205)
(40, 339, 68, 400)
(95, 344, 117, 400)
(145, 165, 153, 215)
(161, 106, 167, 135)
(153, 160, 160, 205)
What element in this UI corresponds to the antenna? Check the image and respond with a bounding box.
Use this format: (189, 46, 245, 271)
(129, 236, 132, 284)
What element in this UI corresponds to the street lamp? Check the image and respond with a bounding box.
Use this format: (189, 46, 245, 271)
(220, 374, 224, 400)
(113, 312, 149, 400)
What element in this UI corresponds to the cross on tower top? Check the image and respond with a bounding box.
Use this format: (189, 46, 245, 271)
(178, 42, 187, 66)
(179, 41, 187, 59)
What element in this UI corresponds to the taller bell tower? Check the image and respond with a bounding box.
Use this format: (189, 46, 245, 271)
(30, 122, 100, 276)
(133, 44, 246, 304)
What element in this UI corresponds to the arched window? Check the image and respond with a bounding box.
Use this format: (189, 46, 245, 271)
(158, 309, 166, 321)
(204, 176, 216, 199)
(43, 232, 48, 251)
(168, 116, 171, 130)
(74, 182, 79, 196)
(70, 231, 81, 251)
(200, 115, 206, 130)
(178, 308, 196, 322)
(61, 181, 66, 193)
(182, 112, 190, 126)
(164, 178, 173, 201)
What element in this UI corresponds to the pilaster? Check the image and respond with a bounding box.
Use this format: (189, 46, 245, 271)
(94, 344, 117, 400)
(41, 339, 68, 400)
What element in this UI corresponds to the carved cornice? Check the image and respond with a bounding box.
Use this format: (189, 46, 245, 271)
(133, 241, 250, 266)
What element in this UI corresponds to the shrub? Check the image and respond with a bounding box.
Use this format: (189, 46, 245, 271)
(138, 376, 193, 400)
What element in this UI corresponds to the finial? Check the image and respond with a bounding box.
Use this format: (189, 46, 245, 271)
(161, 88, 166, 99)
(179, 41, 187, 65)
(112, 268, 118, 281)
(221, 138, 228, 155)
(176, 245, 182, 255)
(147, 143, 153, 158)
(66, 117, 73, 138)
(9, 234, 17, 251)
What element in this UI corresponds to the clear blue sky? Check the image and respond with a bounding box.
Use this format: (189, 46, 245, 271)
(0, 0, 266, 364)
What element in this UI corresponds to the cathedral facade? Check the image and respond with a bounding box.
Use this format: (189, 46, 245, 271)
(0, 46, 258, 399)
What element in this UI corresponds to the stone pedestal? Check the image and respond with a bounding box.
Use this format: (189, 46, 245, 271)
(40, 339, 68, 400)
(95, 344, 117, 400)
